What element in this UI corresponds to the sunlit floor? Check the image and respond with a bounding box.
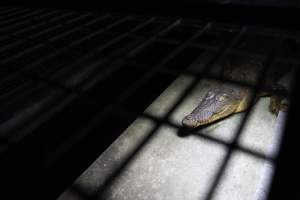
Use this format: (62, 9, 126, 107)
(59, 52, 290, 200)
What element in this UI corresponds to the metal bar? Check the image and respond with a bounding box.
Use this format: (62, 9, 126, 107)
(41, 19, 198, 167)
(0, 18, 21, 27)
(47, 12, 79, 23)
(141, 112, 275, 162)
(80, 18, 181, 90)
(53, 20, 156, 86)
(12, 21, 47, 37)
(47, 26, 83, 43)
(0, 82, 62, 136)
(32, 10, 61, 21)
(83, 14, 111, 27)
(18, 9, 45, 20)
(28, 24, 66, 40)
(0, 43, 45, 65)
(26, 17, 149, 87)
(64, 13, 94, 25)
(129, 30, 298, 65)
(0, 18, 163, 142)
(49, 24, 243, 198)
(124, 60, 291, 96)
(0, 17, 157, 115)
(0, 16, 134, 86)
(5, 19, 179, 154)
(95, 18, 156, 52)
(91, 26, 246, 198)
(68, 17, 152, 54)
(8, 93, 77, 145)
(0, 20, 31, 35)
(0, 39, 24, 52)
(0, 7, 21, 15)
(203, 36, 284, 200)
(2, 8, 31, 18)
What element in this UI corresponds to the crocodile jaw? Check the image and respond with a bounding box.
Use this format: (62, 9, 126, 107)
(181, 86, 244, 128)
(182, 102, 240, 128)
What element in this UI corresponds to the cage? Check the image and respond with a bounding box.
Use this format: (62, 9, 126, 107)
(0, 1, 299, 200)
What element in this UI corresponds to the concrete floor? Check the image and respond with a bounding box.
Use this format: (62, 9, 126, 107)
(58, 51, 290, 200)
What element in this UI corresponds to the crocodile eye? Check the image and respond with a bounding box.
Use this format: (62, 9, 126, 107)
(217, 94, 229, 101)
(217, 96, 225, 101)
(206, 91, 214, 98)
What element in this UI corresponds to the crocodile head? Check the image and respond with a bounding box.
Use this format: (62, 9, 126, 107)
(182, 86, 244, 128)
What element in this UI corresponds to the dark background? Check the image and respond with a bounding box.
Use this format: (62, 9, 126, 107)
(2, 0, 300, 29)
(1, 0, 300, 199)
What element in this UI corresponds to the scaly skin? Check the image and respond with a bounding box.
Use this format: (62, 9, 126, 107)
(182, 55, 289, 129)
(182, 85, 252, 128)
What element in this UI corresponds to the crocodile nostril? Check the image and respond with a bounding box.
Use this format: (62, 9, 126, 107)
(182, 116, 197, 128)
(186, 115, 193, 120)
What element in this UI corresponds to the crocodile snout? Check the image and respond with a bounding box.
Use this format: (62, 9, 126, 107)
(182, 115, 199, 128)
(182, 86, 243, 128)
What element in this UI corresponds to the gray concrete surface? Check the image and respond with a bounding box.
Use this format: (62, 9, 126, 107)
(58, 51, 291, 200)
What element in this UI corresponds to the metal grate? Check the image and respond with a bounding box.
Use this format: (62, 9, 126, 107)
(0, 5, 298, 200)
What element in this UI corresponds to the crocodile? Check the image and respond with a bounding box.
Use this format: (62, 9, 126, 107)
(182, 54, 290, 128)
